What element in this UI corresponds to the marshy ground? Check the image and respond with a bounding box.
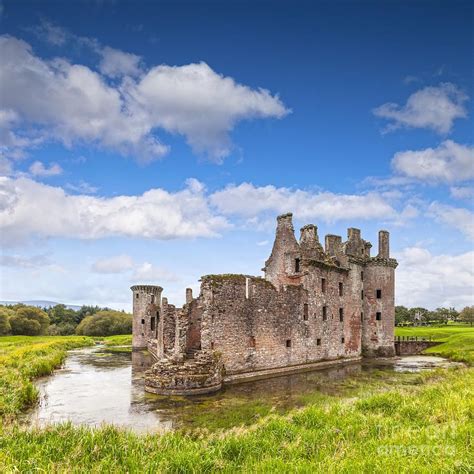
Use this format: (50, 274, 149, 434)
(0, 326, 473, 472)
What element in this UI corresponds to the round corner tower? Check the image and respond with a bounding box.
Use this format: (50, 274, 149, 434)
(130, 285, 163, 350)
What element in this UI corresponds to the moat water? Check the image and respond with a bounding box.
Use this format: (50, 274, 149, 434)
(24, 346, 457, 433)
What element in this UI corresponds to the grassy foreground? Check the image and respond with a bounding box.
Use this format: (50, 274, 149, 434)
(0, 331, 472, 472)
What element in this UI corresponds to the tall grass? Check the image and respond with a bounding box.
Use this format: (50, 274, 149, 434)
(0, 368, 472, 472)
(0, 336, 93, 418)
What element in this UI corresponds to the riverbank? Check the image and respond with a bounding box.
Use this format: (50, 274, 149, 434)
(0, 332, 472, 471)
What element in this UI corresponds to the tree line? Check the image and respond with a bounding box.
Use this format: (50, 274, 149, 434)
(395, 305, 474, 326)
(0, 304, 132, 336)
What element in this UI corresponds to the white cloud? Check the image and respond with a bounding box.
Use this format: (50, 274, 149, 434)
(209, 182, 396, 222)
(29, 161, 63, 177)
(396, 247, 474, 309)
(65, 181, 98, 194)
(428, 202, 474, 240)
(373, 83, 468, 134)
(98, 46, 142, 78)
(130, 62, 289, 161)
(450, 186, 474, 200)
(392, 140, 474, 183)
(29, 18, 68, 46)
(0, 254, 50, 268)
(92, 255, 134, 274)
(132, 262, 178, 282)
(0, 35, 289, 162)
(0, 176, 229, 245)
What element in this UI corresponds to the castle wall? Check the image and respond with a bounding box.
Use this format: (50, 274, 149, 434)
(198, 272, 361, 376)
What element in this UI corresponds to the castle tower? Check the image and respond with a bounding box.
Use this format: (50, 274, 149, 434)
(130, 285, 163, 349)
(362, 231, 397, 357)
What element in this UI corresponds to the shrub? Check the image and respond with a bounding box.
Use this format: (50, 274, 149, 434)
(0, 307, 13, 335)
(75, 310, 132, 336)
(9, 307, 50, 336)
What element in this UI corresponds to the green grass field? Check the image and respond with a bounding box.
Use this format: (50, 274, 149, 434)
(395, 325, 474, 365)
(0, 330, 472, 472)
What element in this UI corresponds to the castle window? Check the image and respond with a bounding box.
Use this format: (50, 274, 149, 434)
(361, 271, 364, 281)
(339, 308, 344, 322)
(361, 290, 364, 300)
(151, 295, 155, 304)
(321, 278, 326, 293)
(303, 303, 309, 321)
(322, 306, 328, 321)
(361, 312, 364, 321)
(316, 338, 321, 346)
(376, 312, 382, 321)
(339, 282, 343, 296)
(286, 339, 292, 348)
(341, 337, 345, 344)
(156, 311, 160, 321)
(150, 317, 156, 332)
(211, 342, 215, 350)
(295, 258, 300, 273)
(376, 289, 382, 299)
(141, 318, 145, 325)
(249, 336, 256, 348)
(136, 293, 139, 299)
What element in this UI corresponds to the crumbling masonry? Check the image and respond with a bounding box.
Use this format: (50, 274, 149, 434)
(131, 213, 398, 395)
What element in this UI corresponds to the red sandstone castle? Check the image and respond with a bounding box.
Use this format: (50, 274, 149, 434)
(132, 213, 398, 395)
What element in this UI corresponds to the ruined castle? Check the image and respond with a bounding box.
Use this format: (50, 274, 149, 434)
(131, 213, 398, 395)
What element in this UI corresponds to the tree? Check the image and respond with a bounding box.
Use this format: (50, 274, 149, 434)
(460, 306, 474, 326)
(395, 306, 411, 326)
(48, 304, 80, 326)
(75, 310, 132, 336)
(431, 307, 450, 325)
(9, 306, 50, 335)
(0, 307, 13, 335)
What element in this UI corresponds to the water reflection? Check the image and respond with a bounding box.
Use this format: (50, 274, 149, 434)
(25, 347, 455, 433)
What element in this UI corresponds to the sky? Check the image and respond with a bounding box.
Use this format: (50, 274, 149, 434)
(0, 0, 473, 311)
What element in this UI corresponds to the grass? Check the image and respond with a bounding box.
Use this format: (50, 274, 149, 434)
(395, 325, 474, 365)
(0, 368, 472, 472)
(0, 336, 94, 419)
(0, 330, 472, 471)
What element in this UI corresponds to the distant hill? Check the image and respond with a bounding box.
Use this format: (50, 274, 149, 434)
(0, 300, 82, 311)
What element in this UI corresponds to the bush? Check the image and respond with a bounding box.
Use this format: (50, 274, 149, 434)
(75, 310, 132, 336)
(9, 307, 50, 336)
(0, 307, 13, 335)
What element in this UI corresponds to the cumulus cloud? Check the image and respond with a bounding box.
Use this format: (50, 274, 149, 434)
(130, 62, 289, 160)
(428, 202, 474, 240)
(29, 161, 63, 177)
(0, 254, 51, 268)
(0, 176, 229, 245)
(132, 262, 178, 282)
(0, 177, 408, 245)
(0, 35, 288, 162)
(396, 247, 474, 309)
(392, 140, 474, 183)
(373, 83, 468, 134)
(92, 255, 134, 274)
(98, 46, 142, 78)
(450, 186, 474, 200)
(209, 182, 396, 222)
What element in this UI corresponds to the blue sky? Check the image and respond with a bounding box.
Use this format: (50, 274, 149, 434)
(0, 0, 472, 310)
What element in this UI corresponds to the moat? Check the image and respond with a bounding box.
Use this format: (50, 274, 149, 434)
(25, 346, 458, 433)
